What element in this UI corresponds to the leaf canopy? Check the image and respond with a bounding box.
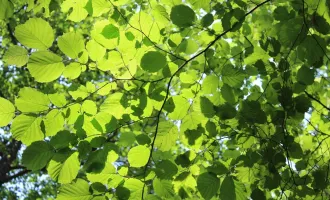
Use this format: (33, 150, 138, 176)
(0, 0, 330, 199)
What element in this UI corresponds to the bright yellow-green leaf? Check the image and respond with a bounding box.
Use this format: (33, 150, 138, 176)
(155, 121, 178, 151)
(11, 115, 44, 145)
(122, 178, 146, 200)
(0, 0, 13, 19)
(100, 92, 128, 119)
(15, 18, 54, 50)
(86, 39, 106, 61)
(61, 0, 89, 22)
(47, 152, 80, 184)
(82, 100, 97, 115)
(69, 85, 89, 100)
(57, 179, 93, 200)
(128, 145, 150, 167)
(44, 109, 65, 136)
(48, 93, 67, 107)
(202, 75, 220, 94)
(0, 97, 15, 127)
(63, 63, 83, 79)
(27, 51, 65, 82)
(92, 0, 112, 17)
(15, 87, 50, 113)
(3, 45, 28, 67)
(57, 32, 85, 59)
(167, 96, 190, 120)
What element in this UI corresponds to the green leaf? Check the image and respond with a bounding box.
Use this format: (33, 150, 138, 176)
(155, 160, 178, 179)
(294, 95, 311, 113)
(220, 176, 246, 200)
(91, 182, 106, 195)
(118, 132, 136, 147)
(153, 178, 175, 197)
(198, 96, 215, 118)
(27, 51, 65, 82)
(197, 173, 220, 200)
(0, 0, 13, 19)
(221, 84, 236, 104)
(298, 35, 325, 65)
(166, 96, 190, 120)
(86, 155, 116, 184)
(3, 45, 28, 67)
(101, 24, 119, 39)
(57, 178, 93, 200)
(202, 75, 219, 94)
(83, 148, 108, 173)
(313, 14, 330, 34)
(92, 0, 111, 17)
(44, 109, 65, 136)
(22, 141, 54, 171)
(140, 51, 167, 73)
(57, 32, 85, 59)
(251, 188, 266, 200)
(94, 112, 118, 133)
(63, 63, 83, 79)
(0, 97, 15, 127)
(180, 70, 199, 84)
(170, 5, 196, 27)
(128, 145, 150, 167)
(86, 39, 106, 61)
(207, 161, 228, 175)
(240, 101, 267, 124)
(82, 100, 97, 115)
(15, 18, 54, 50)
(222, 64, 245, 88)
(201, 13, 214, 27)
(122, 178, 146, 200)
(69, 85, 89, 100)
(50, 131, 76, 149)
(11, 115, 44, 145)
(177, 39, 199, 55)
(61, 0, 89, 22)
(48, 93, 67, 107)
(297, 65, 315, 85)
(47, 151, 80, 184)
(181, 112, 201, 133)
(15, 87, 50, 113)
(100, 92, 128, 119)
(155, 121, 178, 151)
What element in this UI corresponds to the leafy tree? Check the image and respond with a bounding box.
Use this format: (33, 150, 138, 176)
(0, 0, 330, 199)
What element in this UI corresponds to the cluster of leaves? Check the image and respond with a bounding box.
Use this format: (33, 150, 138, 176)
(0, 0, 330, 199)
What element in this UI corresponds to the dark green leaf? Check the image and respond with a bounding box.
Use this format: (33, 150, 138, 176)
(170, 5, 196, 27)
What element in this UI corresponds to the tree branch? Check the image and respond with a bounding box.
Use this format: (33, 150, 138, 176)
(0, 169, 30, 185)
(305, 91, 330, 112)
(141, 0, 272, 198)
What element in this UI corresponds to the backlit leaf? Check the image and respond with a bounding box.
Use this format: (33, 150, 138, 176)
(3, 45, 28, 67)
(15, 18, 54, 50)
(27, 51, 65, 82)
(128, 145, 150, 167)
(0, 97, 15, 127)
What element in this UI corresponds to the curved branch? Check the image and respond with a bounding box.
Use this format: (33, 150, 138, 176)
(141, 0, 271, 198)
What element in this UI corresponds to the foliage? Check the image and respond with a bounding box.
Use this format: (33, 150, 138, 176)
(0, 0, 330, 199)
